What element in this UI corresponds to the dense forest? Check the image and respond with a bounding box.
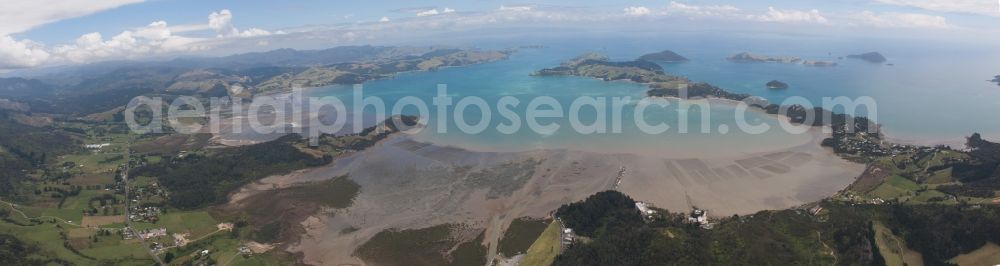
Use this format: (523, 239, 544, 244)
(133, 115, 416, 210)
(553, 191, 1000, 266)
(935, 133, 1000, 197)
(0, 111, 80, 198)
(134, 134, 331, 209)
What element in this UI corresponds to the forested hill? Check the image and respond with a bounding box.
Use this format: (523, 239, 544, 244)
(0, 110, 80, 198)
(552, 190, 1000, 266)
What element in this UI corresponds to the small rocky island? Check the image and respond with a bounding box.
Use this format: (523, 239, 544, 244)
(638, 50, 689, 62)
(803, 60, 837, 67)
(846, 52, 887, 63)
(727, 52, 801, 64)
(767, 80, 789, 89)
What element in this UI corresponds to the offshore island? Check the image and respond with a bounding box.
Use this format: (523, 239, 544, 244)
(766, 80, 789, 89)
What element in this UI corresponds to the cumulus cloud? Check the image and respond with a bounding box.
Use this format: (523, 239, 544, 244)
(665, 1, 740, 17)
(208, 9, 272, 37)
(0, 0, 144, 68)
(624, 6, 652, 16)
(750, 7, 828, 24)
(873, 0, 999, 16)
(0, 9, 271, 68)
(51, 20, 204, 64)
(0, 36, 51, 69)
(379, 16, 391, 22)
(853, 11, 954, 28)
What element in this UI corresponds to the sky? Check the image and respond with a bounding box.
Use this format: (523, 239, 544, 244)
(1, 0, 998, 69)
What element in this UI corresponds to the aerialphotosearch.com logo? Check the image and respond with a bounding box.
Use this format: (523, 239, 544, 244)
(123, 83, 879, 145)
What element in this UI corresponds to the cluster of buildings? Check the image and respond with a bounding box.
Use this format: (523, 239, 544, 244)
(838, 192, 889, 205)
(687, 209, 713, 229)
(128, 206, 162, 223)
(560, 227, 576, 247)
(131, 181, 168, 200)
(832, 132, 895, 157)
(138, 228, 167, 240)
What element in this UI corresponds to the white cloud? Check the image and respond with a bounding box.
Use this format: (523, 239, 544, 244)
(0, 0, 144, 35)
(379, 16, 391, 22)
(853, 11, 954, 28)
(624, 6, 652, 16)
(51, 20, 204, 64)
(750, 7, 828, 24)
(416, 7, 454, 17)
(499, 5, 533, 12)
(873, 0, 999, 16)
(208, 9, 239, 37)
(208, 9, 271, 38)
(0, 0, 144, 68)
(416, 9, 439, 17)
(0, 36, 51, 68)
(665, 1, 740, 17)
(0, 8, 271, 68)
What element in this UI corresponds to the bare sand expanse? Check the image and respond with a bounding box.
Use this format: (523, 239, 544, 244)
(224, 125, 863, 265)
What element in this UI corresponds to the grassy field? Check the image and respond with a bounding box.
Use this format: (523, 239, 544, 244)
(59, 152, 126, 175)
(0, 221, 93, 262)
(133, 210, 219, 238)
(520, 221, 560, 266)
(872, 222, 924, 266)
(0, 218, 156, 265)
(949, 242, 1000, 266)
(870, 175, 919, 199)
(498, 217, 550, 257)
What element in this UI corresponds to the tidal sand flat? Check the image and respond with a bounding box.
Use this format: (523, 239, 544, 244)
(226, 125, 863, 265)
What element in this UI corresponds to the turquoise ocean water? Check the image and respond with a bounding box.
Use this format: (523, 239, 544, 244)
(307, 34, 1000, 153)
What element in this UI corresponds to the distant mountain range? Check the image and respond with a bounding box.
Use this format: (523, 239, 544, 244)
(0, 46, 511, 116)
